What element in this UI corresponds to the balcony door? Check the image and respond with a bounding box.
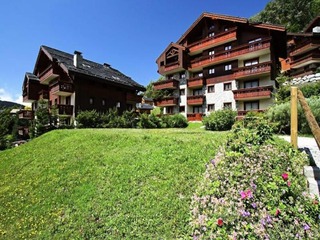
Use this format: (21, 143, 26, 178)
(244, 79, 259, 89)
(244, 101, 259, 111)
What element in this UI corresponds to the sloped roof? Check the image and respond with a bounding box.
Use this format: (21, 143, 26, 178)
(39, 45, 145, 91)
(177, 12, 285, 44)
(25, 72, 40, 81)
(303, 16, 320, 33)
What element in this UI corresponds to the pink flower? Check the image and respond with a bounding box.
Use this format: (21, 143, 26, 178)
(240, 189, 253, 200)
(240, 191, 247, 199)
(282, 173, 289, 181)
(275, 209, 281, 216)
(217, 218, 223, 227)
(287, 181, 291, 187)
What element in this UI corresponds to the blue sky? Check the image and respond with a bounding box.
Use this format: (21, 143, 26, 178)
(0, 0, 270, 104)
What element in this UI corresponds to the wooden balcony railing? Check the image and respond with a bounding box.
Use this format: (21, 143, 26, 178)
(191, 38, 271, 69)
(187, 95, 204, 105)
(187, 113, 204, 121)
(153, 79, 179, 90)
(290, 39, 320, 57)
(154, 97, 178, 107)
(187, 77, 205, 88)
(188, 27, 237, 53)
(51, 82, 74, 96)
(52, 104, 74, 116)
(234, 62, 272, 79)
(206, 74, 233, 85)
(39, 89, 49, 100)
(291, 52, 320, 69)
(18, 110, 34, 120)
(39, 65, 59, 84)
(233, 85, 273, 100)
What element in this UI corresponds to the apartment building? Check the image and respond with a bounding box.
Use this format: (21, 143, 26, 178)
(281, 16, 320, 78)
(154, 13, 286, 120)
(22, 45, 145, 125)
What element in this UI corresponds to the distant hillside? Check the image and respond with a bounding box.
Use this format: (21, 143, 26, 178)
(0, 100, 24, 109)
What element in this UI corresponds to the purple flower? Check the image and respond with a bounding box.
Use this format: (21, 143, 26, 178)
(250, 181, 257, 190)
(251, 202, 257, 209)
(266, 215, 272, 224)
(260, 218, 266, 226)
(303, 224, 310, 231)
(241, 210, 251, 217)
(210, 159, 215, 165)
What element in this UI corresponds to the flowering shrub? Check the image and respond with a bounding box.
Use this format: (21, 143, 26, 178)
(189, 138, 320, 239)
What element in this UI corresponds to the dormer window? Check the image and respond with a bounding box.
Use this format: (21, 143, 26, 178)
(208, 32, 215, 38)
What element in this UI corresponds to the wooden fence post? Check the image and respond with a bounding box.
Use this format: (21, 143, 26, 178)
(291, 87, 298, 149)
(297, 89, 320, 149)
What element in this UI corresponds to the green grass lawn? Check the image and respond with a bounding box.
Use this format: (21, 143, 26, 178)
(0, 128, 226, 239)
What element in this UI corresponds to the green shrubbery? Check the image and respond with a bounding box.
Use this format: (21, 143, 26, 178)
(76, 109, 188, 129)
(202, 109, 237, 131)
(190, 117, 320, 239)
(266, 96, 320, 134)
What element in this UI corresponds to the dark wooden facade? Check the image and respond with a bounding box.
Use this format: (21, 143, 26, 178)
(281, 16, 320, 78)
(22, 46, 145, 124)
(154, 13, 287, 120)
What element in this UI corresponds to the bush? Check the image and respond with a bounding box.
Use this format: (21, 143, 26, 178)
(76, 110, 101, 128)
(137, 113, 158, 128)
(202, 109, 236, 131)
(171, 114, 188, 128)
(266, 96, 320, 134)
(189, 117, 319, 239)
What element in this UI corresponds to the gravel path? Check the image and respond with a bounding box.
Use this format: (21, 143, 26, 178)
(278, 135, 320, 167)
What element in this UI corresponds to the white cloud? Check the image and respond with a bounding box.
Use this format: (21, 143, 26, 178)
(0, 88, 30, 107)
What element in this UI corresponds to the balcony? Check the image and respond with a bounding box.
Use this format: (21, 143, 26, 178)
(52, 104, 74, 116)
(187, 95, 204, 105)
(153, 79, 179, 90)
(187, 77, 205, 88)
(188, 27, 237, 55)
(290, 52, 320, 69)
(206, 73, 233, 85)
(187, 113, 204, 121)
(234, 62, 272, 80)
(39, 89, 49, 100)
(154, 97, 178, 107)
(290, 39, 320, 57)
(233, 86, 273, 101)
(18, 110, 34, 120)
(39, 65, 59, 85)
(190, 38, 271, 70)
(51, 81, 74, 96)
(126, 92, 142, 103)
(158, 61, 186, 75)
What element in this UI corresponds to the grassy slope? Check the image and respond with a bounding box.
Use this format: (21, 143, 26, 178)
(0, 128, 225, 239)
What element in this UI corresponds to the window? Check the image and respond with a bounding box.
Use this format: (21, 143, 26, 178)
(244, 80, 259, 88)
(208, 104, 215, 112)
(244, 58, 259, 67)
(244, 101, 259, 111)
(224, 27, 229, 31)
(225, 45, 232, 51)
(193, 106, 202, 113)
(179, 106, 185, 112)
(224, 102, 232, 109)
(208, 85, 215, 93)
(193, 88, 202, 96)
(208, 32, 215, 38)
(180, 72, 186, 79)
(197, 72, 203, 77)
(209, 50, 215, 56)
(89, 97, 94, 105)
(209, 68, 215, 74)
(180, 89, 185, 96)
(160, 61, 164, 66)
(66, 96, 71, 105)
(167, 106, 174, 114)
(224, 82, 232, 91)
(102, 99, 106, 106)
(225, 64, 232, 71)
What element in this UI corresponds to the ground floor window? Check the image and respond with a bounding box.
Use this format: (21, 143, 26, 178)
(208, 104, 215, 112)
(244, 101, 259, 111)
(179, 106, 185, 112)
(193, 106, 202, 113)
(223, 102, 232, 109)
(167, 106, 174, 114)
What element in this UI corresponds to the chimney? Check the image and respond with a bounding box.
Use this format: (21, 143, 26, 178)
(73, 50, 82, 68)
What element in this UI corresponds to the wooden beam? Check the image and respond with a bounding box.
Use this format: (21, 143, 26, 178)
(291, 87, 298, 149)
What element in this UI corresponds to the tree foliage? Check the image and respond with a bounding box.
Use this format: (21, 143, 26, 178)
(251, 0, 320, 32)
